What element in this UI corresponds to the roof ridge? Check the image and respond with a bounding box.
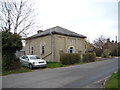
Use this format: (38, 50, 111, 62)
(26, 26, 86, 39)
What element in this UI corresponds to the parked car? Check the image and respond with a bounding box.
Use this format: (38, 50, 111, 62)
(19, 55, 47, 69)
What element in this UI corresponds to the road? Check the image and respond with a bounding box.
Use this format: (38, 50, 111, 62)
(2, 58, 118, 88)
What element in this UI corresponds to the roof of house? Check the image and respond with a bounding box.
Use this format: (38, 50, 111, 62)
(26, 26, 87, 39)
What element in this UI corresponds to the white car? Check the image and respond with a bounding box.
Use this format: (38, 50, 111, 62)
(19, 55, 47, 69)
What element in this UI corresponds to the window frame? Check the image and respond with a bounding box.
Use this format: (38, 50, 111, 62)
(31, 46, 34, 55)
(40, 44, 45, 55)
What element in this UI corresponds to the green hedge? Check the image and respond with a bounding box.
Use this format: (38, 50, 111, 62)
(2, 54, 21, 71)
(60, 53, 81, 65)
(83, 52, 96, 62)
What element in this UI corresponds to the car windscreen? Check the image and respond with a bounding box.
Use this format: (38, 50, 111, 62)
(29, 56, 40, 59)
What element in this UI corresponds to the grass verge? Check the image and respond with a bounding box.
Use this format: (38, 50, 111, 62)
(46, 62, 88, 68)
(47, 62, 65, 68)
(105, 69, 120, 88)
(2, 66, 31, 76)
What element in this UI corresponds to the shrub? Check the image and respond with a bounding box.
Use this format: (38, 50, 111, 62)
(101, 49, 110, 58)
(2, 53, 21, 71)
(111, 44, 120, 56)
(94, 48, 103, 57)
(83, 52, 96, 62)
(2, 31, 22, 71)
(60, 53, 81, 65)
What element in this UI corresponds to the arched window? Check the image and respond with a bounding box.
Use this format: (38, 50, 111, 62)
(42, 45, 45, 54)
(68, 47, 74, 53)
(40, 44, 45, 54)
(31, 46, 34, 55)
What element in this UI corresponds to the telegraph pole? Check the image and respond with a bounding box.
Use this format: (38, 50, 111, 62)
(116, 36, 118, 56)
(116, 36, 117, 43)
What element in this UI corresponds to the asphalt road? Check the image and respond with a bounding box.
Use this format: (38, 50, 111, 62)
(2, 58, 118, 88)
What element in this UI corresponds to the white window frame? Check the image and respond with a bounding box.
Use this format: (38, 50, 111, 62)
(68, 46, 75, 53)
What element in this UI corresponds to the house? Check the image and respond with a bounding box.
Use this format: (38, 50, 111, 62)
(25, 26, 87, 62)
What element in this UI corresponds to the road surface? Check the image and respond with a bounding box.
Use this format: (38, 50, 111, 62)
(2, 58, 118, 88)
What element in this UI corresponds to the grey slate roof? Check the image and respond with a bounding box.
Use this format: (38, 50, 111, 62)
(26, 26, 86, 39)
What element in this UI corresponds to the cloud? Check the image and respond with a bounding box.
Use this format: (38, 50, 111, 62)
(30, 0, 118, 42)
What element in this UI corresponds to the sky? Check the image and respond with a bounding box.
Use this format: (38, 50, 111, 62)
(29, 0, 119, 43)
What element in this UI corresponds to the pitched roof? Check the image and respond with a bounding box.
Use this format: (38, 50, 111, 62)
(26, 26, 86, 39)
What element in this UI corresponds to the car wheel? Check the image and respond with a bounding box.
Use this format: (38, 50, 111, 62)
(29, 64, 33, 70)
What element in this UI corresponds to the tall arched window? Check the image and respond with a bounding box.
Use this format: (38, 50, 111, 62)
(40, 44, 45, 54)
(42, 45, 45, 54)
(31, 46, 34, 55)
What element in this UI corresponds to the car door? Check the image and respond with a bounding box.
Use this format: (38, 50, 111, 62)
(20, 56, 26, 66)
(24, 56, 29, 67)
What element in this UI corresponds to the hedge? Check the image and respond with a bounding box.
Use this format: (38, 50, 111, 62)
(60, 53, 81, 65)
(83, 52, 96, 62)
(2, 54, 21, 71)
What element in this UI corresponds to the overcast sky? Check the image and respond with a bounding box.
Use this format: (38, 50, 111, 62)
(29, 0, 119, 43)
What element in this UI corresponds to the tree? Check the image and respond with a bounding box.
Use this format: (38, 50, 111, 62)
(93, 35, 106, 49)
(93, 35, 107, 56)
(85, 40, 94, 52)
(2, 31, 22, 70)
(0, 0, 38, 70)
(0, 0, 37, 37)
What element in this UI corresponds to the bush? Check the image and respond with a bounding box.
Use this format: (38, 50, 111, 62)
(83, 52, 96, 62)
(60, 53, 81, 65)
(111, 44, 120, 56)
(2, 31, 22, 71)
(2, 53, 21, 71)
(101, 49, 110, 58)
(94, 48, 103, 57)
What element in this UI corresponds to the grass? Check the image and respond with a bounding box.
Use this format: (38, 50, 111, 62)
(2, 66, 31, 76)
(47, 62, 65, 68)
(46, 61, 89, 68)
(105, 69, 120, 88)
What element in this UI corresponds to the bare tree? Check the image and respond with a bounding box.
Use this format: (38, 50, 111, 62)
(0, 0, 37, 37)
(93, 35, 107, 49)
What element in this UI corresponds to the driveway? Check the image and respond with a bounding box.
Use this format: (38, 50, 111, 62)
(2, 58, 118, 88)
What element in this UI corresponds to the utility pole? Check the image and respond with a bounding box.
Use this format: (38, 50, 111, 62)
(116, 36, 117, 43)
(116, 36, 118, 56)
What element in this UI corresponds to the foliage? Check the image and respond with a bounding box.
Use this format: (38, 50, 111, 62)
(93, 35, 107, 57)
(85, 40, 94, 52)
(2, 54, 21, 70)
(110, 44, 120, 56)
(93, 35, 120, 57)
(2, 31, 22, 71)
(2, 66, 31, 76)
(2, 31, 22, 54)
(93, 48, 103, 57)
(105, 69, 120, 88)
(83, 52, 96, 62)
(60, 53, 81, 65)
(101, 49, 110, 58)
(93, 35, 106, 49)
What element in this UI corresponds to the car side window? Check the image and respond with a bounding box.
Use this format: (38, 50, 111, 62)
(25, 56, 29, 61)
(22, 56, 26, 59)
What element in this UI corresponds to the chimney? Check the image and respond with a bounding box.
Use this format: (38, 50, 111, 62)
(112, 40, 114, 43)
(107, 38, 110, 43)
(37, 30, 43, 34)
